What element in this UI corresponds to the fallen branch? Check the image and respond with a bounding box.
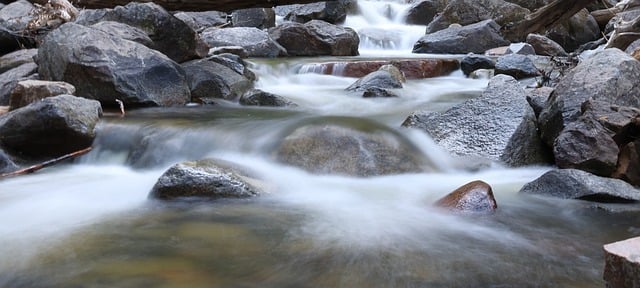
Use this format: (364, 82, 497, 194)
(0, 147, 92, 179)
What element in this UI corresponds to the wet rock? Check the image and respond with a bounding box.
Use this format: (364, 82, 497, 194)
(413, 20, 510, 54)
(403, 75, 548, 165)
(149, 158, 260, 200)
(538, 48, 640, 146)
(274, 118, 431, 177)
(299, 59, 459, 79)
(0, 148, 17, 174)
(362, 87, 399, 98)
(0, 95, 102, 160)
(0, 48, 36, 75)
(232, 8, 275, 29)
(38, 23, 191, 107)
(345, 68, 403, 92)
(434, 180, 497, 213)
(182, 56, 254, 102)
(604, 237, 640, 288)
(201, 27, 286, 58)
(90, 21, 153, 47)
(519, 168, 640, 202)
(545, 9, 599, 52)
(276, 0, 356, 24)
(76, 2, 208, 63)
(506, 43, 536, 55)
(460, 54, 495, 76)
(0, 62, 37, 105)
(240, 89, 296, 107)
(526, 33, 568, 57)
(9, 80, 75, 110)
(494, 54, 540, 79)
(425, 0, 529, 34)
(173, 11, 228, 32)
(269, 20, 359, 56)
(405, 0, 445, 25)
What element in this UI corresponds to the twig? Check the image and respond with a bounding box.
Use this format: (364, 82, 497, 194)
(0, 147, 92, 179)
(115, 99, 125, 117)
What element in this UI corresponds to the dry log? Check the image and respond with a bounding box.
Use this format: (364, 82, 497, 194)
(501, 0, 596, 42)
(30, 0, 336, 12)
(0, 147, 92, 179)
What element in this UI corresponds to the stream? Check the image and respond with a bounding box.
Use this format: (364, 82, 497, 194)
(1, 1, 639, 287)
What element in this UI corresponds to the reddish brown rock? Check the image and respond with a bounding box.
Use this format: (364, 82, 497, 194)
(298, 59, 459, 79)
(9, 80, 76, 111)
(434, 180, 497, 213)
(604, 236, 640, 288)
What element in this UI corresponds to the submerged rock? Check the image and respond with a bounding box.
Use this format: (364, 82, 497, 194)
(240, 89, 296, 107)
(434, 180, 497, 213)
(604, 236, 640, 288)
(413, 20, 510, 54)
(345, 66, 403, 92)
(149, 158, 261, 200)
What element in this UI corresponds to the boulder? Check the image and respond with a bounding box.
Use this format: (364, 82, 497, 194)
(75, 2, 208, 63)
(0, 95, 102, 160)
(239, 89, 296, 107)
(0, 62, 37, 105)
(604, 237, 640, 288)
(506, 43, 536, 55)
(231, 8, 275, 29)
(149, 158, 261, 200)
(460, 54, 495, 76)
(538, 48, 640, 146)
(362, 87, 399, 98)
(38, 23, 191, 107)
(269, 20, 359, 56)
(0, 148, 17, 174)
(9, 80, 75, 110)
(298, 59, 459, 79)
(0, 1, 35, 55)
(519, 168, 640, 202)
(425, 0, 529, 34)
(434, 180, 497, 213)
(200, 27, 286, 58)
(274, 118, 432, 177)
(90, 21, 153, 47)
(403, 75, 548, 165)
(494, 54, 540, 79)
(526, 33, 568, 57)
(413, 20, 510, 54)
(182, 56, 254, 102)
(345, 69, 403, 92)
(275, 0, 356, 24)
(405, 0, 444, 25)
(173, 11, 228, 32)
(0, 48, 37, 74)
(545, 9, 599, 52)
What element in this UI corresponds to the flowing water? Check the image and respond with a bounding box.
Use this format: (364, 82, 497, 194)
(1, 1, 639, 287)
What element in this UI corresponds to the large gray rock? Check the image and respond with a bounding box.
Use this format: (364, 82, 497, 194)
(201, 27, 286, 58)
(604, 237, 640, 288)
(38, 23, 191, 107)
(0, 95, 102, 160)
(0, 62, 37, 105)
(494, 54, 540, 79)
(413, 20, 510, 54)
(276, 0, 356, 24)
(434, 180, 497, 213)
(519, 169, 640, 202)
(182, 56, 254, 102)
(0, 1, 35, 55)
(173, 11, 228, 32)
(240, 89, 296, 107)
(9, 80, 75, 110)
(345, 68, 403, 92)
(405, 0, 445, 25)
(149, 158, 261, 200)
(545, 9, 600, 52)
(90, 21, 153, 47)
(425, 0, 529, 34)
(75, 2, 208, 63)
(526, 33, 568, 57)
(231, 8, 275, 29)
(538, 48, 640, 146)
(0, 48, 36, 74)
(269, 20, 359, 56)
(403, 75, 548, 165)
(274, 118, 433, 177)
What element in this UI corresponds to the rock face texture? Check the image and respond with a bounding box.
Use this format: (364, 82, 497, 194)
(269, 20, 359, 56)
(275, 0, 356, 24)
(604, 237, 640, 288)
(201, 27, 287, 58)
(182, 56, 254, 102)
(425, 0, 529, 34)
(38, 23, 191, 107)
(9, 80, 76, 110)
(413, 20, 510, 54)
(434, 180, 497, 213)
(149, 159, 261, 200)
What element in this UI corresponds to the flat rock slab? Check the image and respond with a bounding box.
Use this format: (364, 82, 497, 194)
(298, 59, 459, 79)
(604, 236, 640, 288)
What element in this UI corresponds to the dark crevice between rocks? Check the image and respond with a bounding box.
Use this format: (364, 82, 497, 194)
(577, 194, 639, 204)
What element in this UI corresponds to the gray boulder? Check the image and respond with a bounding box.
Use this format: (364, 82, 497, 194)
(90, 21, 154, 47)
(0, 95, 102, 160)
(425, 0, 529, 34)
(0, 62, 37, 105)
(269, 20, 359, 56)
(519, 169, 640, 202)
(460, 54, 495, 76)
(201, 27, 286, 58)
(274, 118, 433, 177)
(405, 0, 445, 25)
(75, 2, 208, 63)
(0, 48, 36, 74)
(240, 89, 296, 107)
(9, 80, 75, 110)
(149, 158, 261, 200)
(38, 23, 191, 107)
(276, 0, 356, 24)
(0, 0, 35, 55)
(434, 180, 497, 213)
(345, 68, 403, 92)
(538, 48, 640, 146)
(526, 33, 568, 57)
(173, 11, 228, 32)
(545, 9, 599, 52)
(413, 20, 510, 54)
(403, 75, 548, 165)
(232, 8, 275, 29)
(182, 56, 254, 102)
(494, 54, 540, 79)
